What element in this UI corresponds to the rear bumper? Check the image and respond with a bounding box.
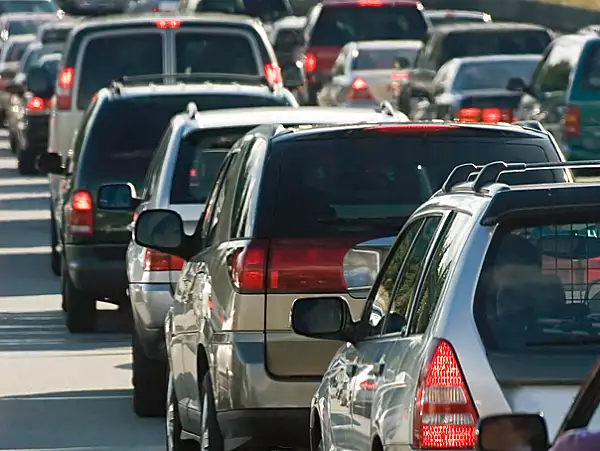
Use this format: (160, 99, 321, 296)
(19, 115, 49, 151)
(64, 243, 128, 302)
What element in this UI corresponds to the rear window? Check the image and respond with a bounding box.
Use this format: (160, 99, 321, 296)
(21, 45, 61, 73)
(77, 33, 163, 109)
(452, 59, 540, 92)
(170, 126, 253, 204)
(39, 56, 58, 79)
(439, 30, 551, 68)
(39, 26, 71, 44)
(270, 134, 557, 238)
(80, 95, 290, 189)
(175, 33, 259, 75)
(474, 223, 600, 352)
(0, 1, 56, 13)
(275, 28, 301, 52)
(310, 5, 428, 47)
(352, 47, 420, 70)
(5, 40, 29, 62)
(578, 43, 600, 91)
(8, 19, 44, 35)
(200, 0, 290, 21)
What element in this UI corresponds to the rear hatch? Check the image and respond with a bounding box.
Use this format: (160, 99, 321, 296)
(454, 89, 524, 123)
(262, 124, 566, 379)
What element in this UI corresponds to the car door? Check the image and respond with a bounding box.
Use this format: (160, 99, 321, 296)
(347, 214, 445, 451)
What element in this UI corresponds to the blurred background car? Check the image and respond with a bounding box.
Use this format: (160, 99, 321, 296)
(124, 0, 177, 13)
(0, 0, 60, 14)
(0, 12, 60, 44)
(0, 33, 34, 125)
(34, 17, 76, 44)
(270, 15, 306, 67)
(425, 9, 492, 27)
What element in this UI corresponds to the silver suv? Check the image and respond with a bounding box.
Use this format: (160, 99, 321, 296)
(289, 161, 600, 451)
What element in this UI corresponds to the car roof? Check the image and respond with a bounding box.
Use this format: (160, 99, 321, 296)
(37, 52, 60, 64)
(351, 39, 423, 50)
(322, 0, 420, 5)
(425, 9, 488, 18)
(450, 54, 542, 65)
(38, 19, 77, 30)
(1, 12, 57, 20)
(177, 106, 400, 132)
(105, 83, 286, 99)
(272, 15, 306, 29)
(433, 22, 549, 34)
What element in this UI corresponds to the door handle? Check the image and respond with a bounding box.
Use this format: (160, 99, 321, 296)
(346, 364, 357, 378)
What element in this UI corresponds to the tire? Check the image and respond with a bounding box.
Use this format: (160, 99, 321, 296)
(17, 148, 36, 175)
(62, 257, 96, 333)
(166, 372, 199, 451)
(132, 328, 168, 417)
(50, 208, 61, 277)
(199, 373, 223, 451)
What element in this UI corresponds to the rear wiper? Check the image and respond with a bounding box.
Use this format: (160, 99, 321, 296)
(527, 336, 600, 346)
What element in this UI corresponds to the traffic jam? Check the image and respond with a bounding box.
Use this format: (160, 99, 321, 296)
(5, 0, 600, 450)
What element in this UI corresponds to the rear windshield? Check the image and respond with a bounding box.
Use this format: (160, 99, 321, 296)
(438, 30, 551, 69)
(39, 26, 71, 44)
(428, 15, 489, 26)
(77, 33, 163, 110)
(0, 1, 56, 13)
(21, 45, 61, 73)
(275, 28, 301, 52)
(8, 19, 44, 34)
(174, 32, 259, 75)
(578, 43, 600, 91)
(81, 95, 290, 189)
(39, 56, 58, 79)
(475, 223, 600, 352)
(452, 59, 540, 92)
(5, 40, 29, 62)
(310, 5, 428, 47)
(170, 126, 254, 204)
(352, 47, 420, 70)
(270, 135, 557, 238)
(200, 0, 290, 21)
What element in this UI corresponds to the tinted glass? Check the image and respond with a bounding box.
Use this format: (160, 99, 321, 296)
(39, 56, 58, 79)
(352, 47, 420, 70)
(275, 28, 301, 52)
(428, 15, 489, 26)
(21, 45, 60, 73)
(39, 26, 71, 44)
(170, 126, 253, 204)
(271, 134, 558, 238)
(175, 33, 259, 75)
(439, 30, 551, 69)
(80, 95, 289, 189)
(201, 0, 289, 20)
(452, 59, 540, 91)
(0, 0, 56, 12)
(9, 19, 44, 34)
(5, 40, 29, 62)
(579, 43, 600, 91)
(77, 33, 163, 109)
(310, 5, 428, 46)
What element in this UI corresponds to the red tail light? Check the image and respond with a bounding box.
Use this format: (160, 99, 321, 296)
(391, 71, 409, 81)
(347, 77, 372, 100)
(264, 63, 282, 86)
(155, 19, 180, 28)
(304, 52, 316, 73)
(56, 67, 74, 110)
(26, 96, 45, 112)
(563, 106, 580, 137)
(69, 190, 93, 236)
(456, 107, 513, 123)
(143, 249, 185, 271)
(413, 340, 477, 449)
(152, 6, 159, 11)
(228, 240, 268, 294)
(358, 0, 382, 4)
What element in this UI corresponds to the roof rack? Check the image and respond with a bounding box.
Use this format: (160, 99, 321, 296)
(375, 101, 397, 118)
(112, 72, 273, 90)
(441, 163, 483, 192)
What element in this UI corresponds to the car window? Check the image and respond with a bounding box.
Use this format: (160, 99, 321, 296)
(381, 215, 442, 335)
(39, 55, 59, 78)
(39, 26, 72, 44)
(577, 42, 600, 92)
(3, 40, 29, 62)
(141, 125, 172, 202)
(175, 32, 259, 75)
(352, 47, 420, 71)
(409, 212, 471, 335)
(274, 27, 301, 52)
(8, 19, 44, 35)
(310, 5, 428, 46)
(365, 218, 425, 337)
(535, 38, 582, 93)
(451, 58, 540, 92)
(0, 0, 56, 12)
(77, 33, 163, 110)
(170, 126, 253, 205)
(21, 45, 60, 73)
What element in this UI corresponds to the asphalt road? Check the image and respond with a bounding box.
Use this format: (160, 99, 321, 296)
(0, 131, 164, 451)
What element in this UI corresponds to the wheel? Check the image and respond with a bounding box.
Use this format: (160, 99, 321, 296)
(17, 148, 36, 175)
(199, 373, 223, 451)
(50, 208, 61, 277)
(166, 372, 199, 451)
(62, 257, 96, 333)
(132, 328, 167, 417)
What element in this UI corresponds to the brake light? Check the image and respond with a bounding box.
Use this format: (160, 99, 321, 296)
(413, 340, 477, 449)
(456, 107, 513, 123)
(304, 52, 316, 73)
(56, 67, 74, 110)
(347, 77, 372, 100)
(155, 19, 180, 28)
(152, 6, 159, 11)
(264, 63, 282, 86)
(26, 96, 45, 112)
(143, 249, 185, 271)
(370, 124, 459, 132)
(228, 240, 268, 294)
(358, 0, 382, 5)
(69, 190, 93, 236)
(563, 106, 580, 137)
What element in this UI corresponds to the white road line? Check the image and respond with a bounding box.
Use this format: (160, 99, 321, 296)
(0, 395, 132, 401)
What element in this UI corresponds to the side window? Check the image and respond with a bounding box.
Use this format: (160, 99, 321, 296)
(71, 96, 98, 164)
(410, 212, 472, 335)
(142, 125, 171, 202)
(230, 136, 258, 237)
(381, 215, 443, 335)
(365, 218, 425, 337)
(432, 62, 451, 93)
(535, 39, 581, 93)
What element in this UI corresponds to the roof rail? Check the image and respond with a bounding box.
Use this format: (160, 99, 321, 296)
(112, 72, 273, 90)
(186, 102, 198, 119)
(512, 120, 545, 133)
(472, 160, 599, 192)
(441, 163, 483, 193)
(376, 101, 397, 118)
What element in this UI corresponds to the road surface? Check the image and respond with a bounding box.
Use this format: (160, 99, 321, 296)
(0, 131, 164, 451)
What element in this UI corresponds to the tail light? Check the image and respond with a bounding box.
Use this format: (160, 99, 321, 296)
(143, 249, 185, 271)
(347, 77, 372, 101)
(228, 240, 268, 294)
(264, 63, 282, 86)
(563, 106, 580, 137)
(152, 6, 159, 11)
(25, 96, 51, 114)
(391, 72, 409, 81)
(455, 107, 513, 123)
(68, 190, 93, 236)
(155, 19, 180, 28)
(304, 52, 316, 73)
(56, 67, 74, 110)
(413, 339, 478, 449)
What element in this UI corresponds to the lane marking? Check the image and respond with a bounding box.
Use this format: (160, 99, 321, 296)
(0, 395, 132, 401)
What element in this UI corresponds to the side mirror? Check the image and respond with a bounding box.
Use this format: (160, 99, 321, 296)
(506, 77, 527, 92)
(134, 209, 191, 260)
(290, 296, 354, 341)
(36, 152, 63, 174)
(97, 183, 140, 210)
(26, 67, 52, 97)
(5, 81, 23, 95)
(476, 414, 549, 451)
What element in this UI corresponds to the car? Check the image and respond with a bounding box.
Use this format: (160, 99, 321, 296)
(104, 104, 402, 418)
(270, 15, 306, 68)
(0, 0, 60, 14)
(0, 13, 60, 43)
(37, 75, 296, 331)
(34, 18, 77, 45)
(425, 9, 492, 26)
(317, 40, 422, 108)
(60, 0, 127, 15)
(47, 13, 283, 250)
(0, 34, 34, 126)
(180, 0, 293, 24)
(578, 24, 600, 35)
(131, 120, 571, 451)
(300, 0, 429, 105)
(287, 158, 600, 451)
(126, 0, 179, 13)
(411, 54, 541, 122)
(7, 52, 60, 173)
(397, 22, 554, 115)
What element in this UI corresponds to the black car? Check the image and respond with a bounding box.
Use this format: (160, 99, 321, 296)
(37, 77, 295, 333)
